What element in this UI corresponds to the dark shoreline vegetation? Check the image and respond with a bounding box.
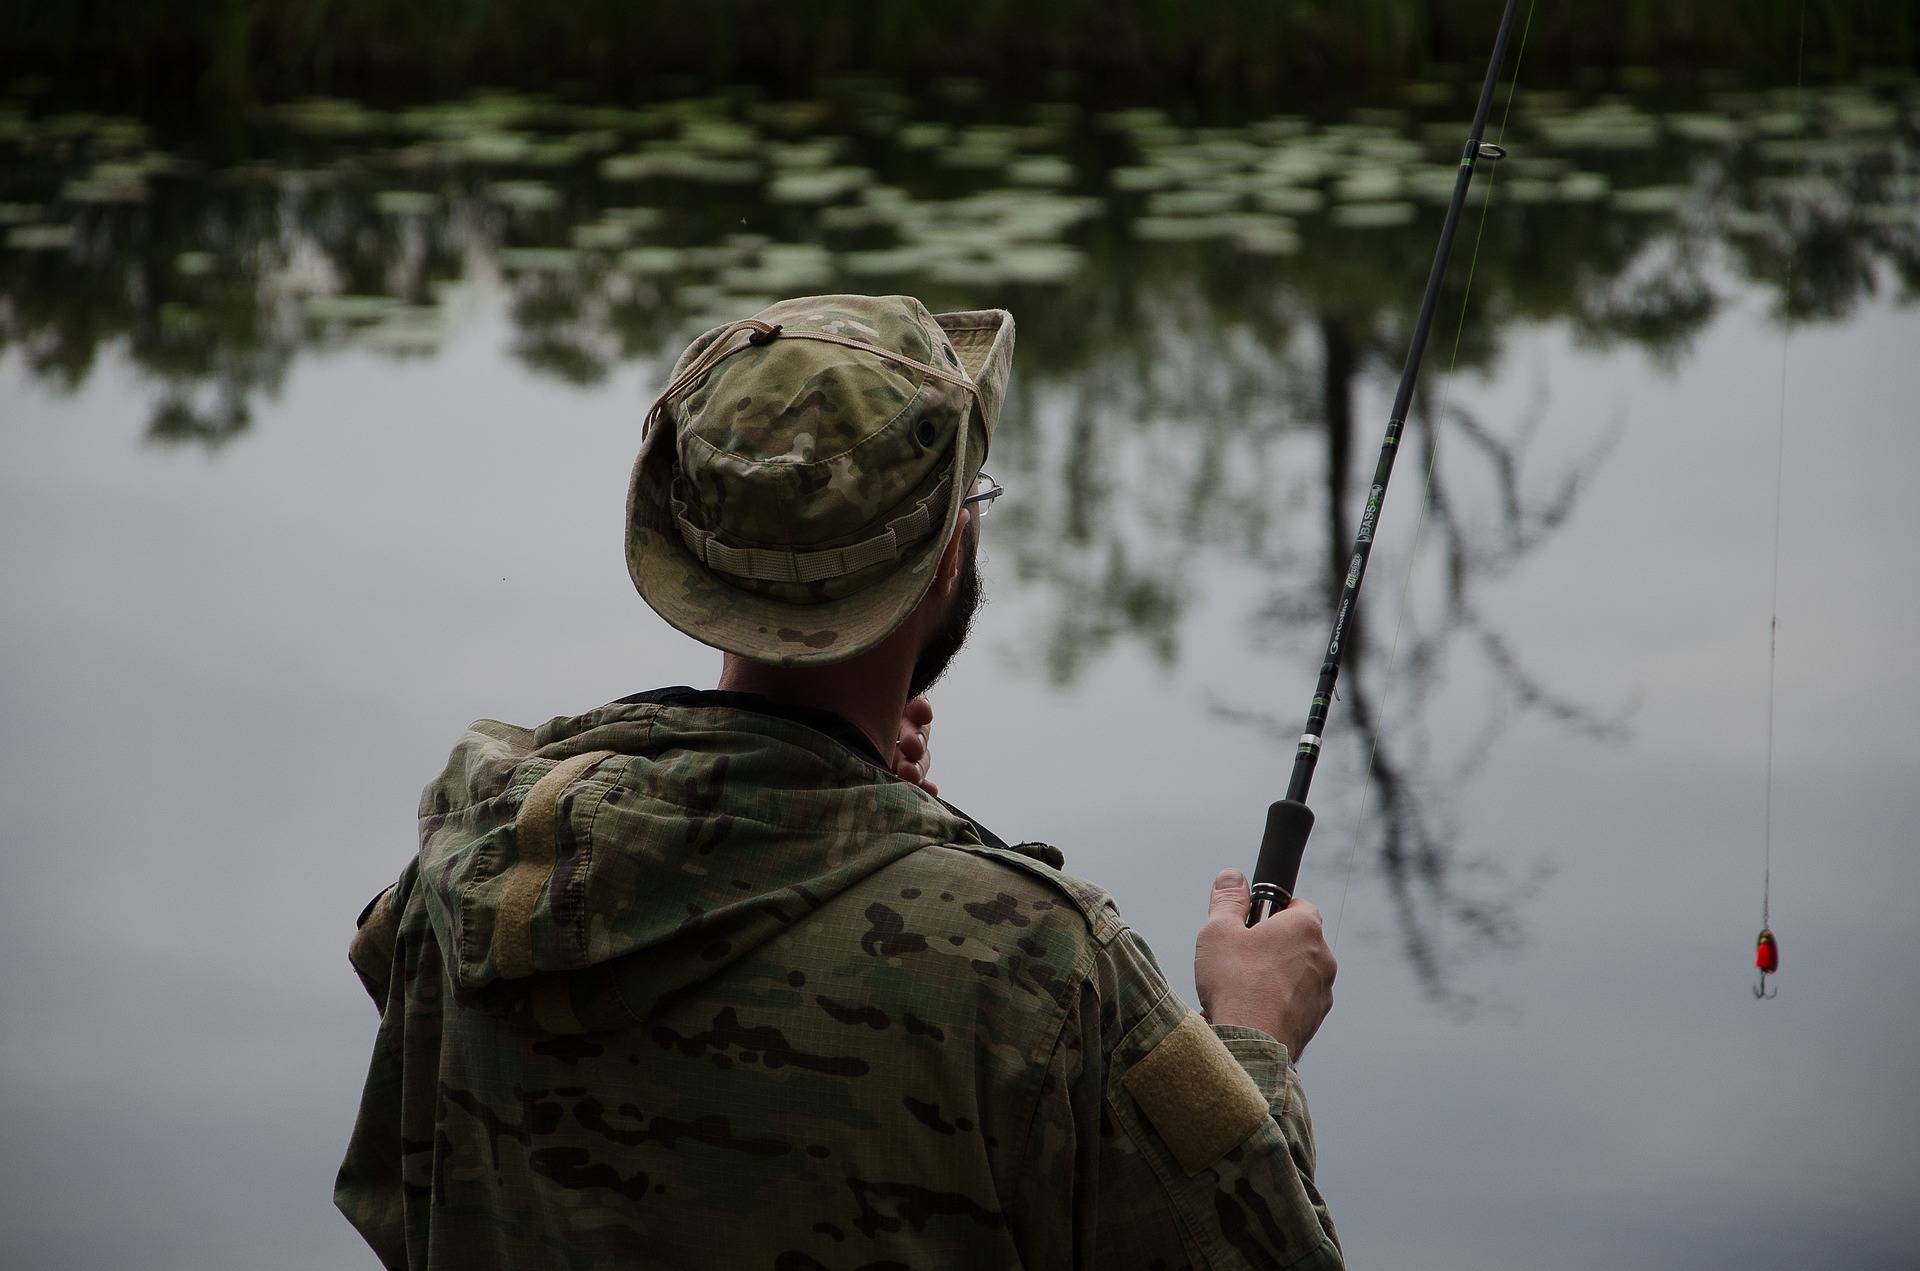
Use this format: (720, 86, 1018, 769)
(5, 0, 1917, 124)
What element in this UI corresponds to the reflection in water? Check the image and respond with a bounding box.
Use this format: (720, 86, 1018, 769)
(2, 76, 1913, 996)
(1217, 376, 1628, 1007)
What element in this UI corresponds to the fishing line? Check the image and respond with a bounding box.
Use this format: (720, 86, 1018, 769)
(1754, 1, 1806, 1000)
(1329, 0, 1537, 952)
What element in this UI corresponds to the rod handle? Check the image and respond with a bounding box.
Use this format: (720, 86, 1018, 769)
(1247, 800, 1315, 925)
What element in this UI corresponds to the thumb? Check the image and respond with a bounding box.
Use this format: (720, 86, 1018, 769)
(1207, 868, 1250, 924)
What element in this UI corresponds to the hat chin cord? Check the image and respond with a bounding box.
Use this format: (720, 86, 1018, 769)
(642, 316, 985, 442)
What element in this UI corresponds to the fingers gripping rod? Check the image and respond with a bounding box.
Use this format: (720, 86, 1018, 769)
(1248, 0, 1523, 926)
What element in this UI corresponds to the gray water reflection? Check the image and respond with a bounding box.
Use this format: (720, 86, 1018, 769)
(3, 72, 1919, 1269)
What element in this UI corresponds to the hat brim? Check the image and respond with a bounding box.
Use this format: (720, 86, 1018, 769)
(625, 305, 1014, 666)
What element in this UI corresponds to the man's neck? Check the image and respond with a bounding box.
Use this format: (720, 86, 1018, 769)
(717, 641, 913, 765)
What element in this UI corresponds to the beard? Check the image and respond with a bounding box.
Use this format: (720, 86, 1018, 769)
(908, 519, 982, 699)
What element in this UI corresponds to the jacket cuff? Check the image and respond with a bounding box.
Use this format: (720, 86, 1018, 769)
(1209, 1024, 1292, 1111)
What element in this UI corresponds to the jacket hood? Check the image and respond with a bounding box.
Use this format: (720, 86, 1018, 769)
(414, 698, 977, 1033)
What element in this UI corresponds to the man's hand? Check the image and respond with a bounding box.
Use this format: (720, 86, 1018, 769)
(892, 694, 937, 795)
(1194, 869, 1336, 1062)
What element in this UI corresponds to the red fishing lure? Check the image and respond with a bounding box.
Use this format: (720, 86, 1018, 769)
(1753, 927, 1778, 998)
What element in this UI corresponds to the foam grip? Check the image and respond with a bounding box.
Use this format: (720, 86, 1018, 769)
(1253, 799, 1315, 899)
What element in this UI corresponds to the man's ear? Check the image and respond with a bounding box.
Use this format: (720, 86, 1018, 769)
(933, 514, 969, 596)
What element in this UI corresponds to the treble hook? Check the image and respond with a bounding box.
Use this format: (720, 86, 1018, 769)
(1753, 971, 1777, 1000)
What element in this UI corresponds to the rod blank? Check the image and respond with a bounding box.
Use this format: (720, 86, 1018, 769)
(1247, 0, 1525, 926)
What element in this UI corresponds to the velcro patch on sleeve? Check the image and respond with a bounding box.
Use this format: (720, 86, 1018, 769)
(1122, 1009, 1273, 1176)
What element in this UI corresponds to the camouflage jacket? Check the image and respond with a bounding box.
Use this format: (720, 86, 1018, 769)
(336, 692, 1342, 1270)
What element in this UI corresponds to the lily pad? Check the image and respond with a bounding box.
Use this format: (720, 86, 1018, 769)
(1722, 209, 1777, 235)
(497, 247, 581, 272)
(980, 244, 1086, 284)
(63, 170, 147, 203)
(305, 294, 405, 323)
(358, 312, 444, 354)
(723, 243, 834, 292)
(1334, 168, 1402, 202)
(839, 248, 928, 276)
(1253, 187, 1326, 215)
(601, 207, 663, 229)
(5, 223, 74, 250)
(1612, 186, 1687, 214)
(1009, 156, 1075, 187)
(1560, 172, 1611, 202)
(768, 140, 844, 169)
(617, 247, 686, 275)
(489, 180, 561, 212)
(1227, 214, 1300, 255)
(897, 123, 952, 150)
(281, 98, 389, 135)
(572, 222, 633, 251)
(1147, 189, 1239, 217)
(1860, 204, 1917, 228)
(1332, 201, 1417, 228)
(1667, 113, 1744, 144)
(375, 190, 436, 215)
(768, 166, 875, 204)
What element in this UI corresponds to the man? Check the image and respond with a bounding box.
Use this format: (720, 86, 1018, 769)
(337, 294, 1342, 1269)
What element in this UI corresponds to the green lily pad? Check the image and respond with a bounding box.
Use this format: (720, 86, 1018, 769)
(5, 223, 74, 250)
(1147, 189, 1239, 216)
(723, 243, 834, 292)
(572, 222, 632, 250)
(497, 247, 581, 272)
(617, 247, 686, 275)
(305, 294, 406, 322)
(1722, 209, 1777, 235)
(1334, 168, 1402, 202)
(601, 207, 663, 228)
(358, 312, 444, 354)
(1009, 156, 1074, 187)
(1560, 172, 1611, 201)
(1612, 186, 1687, 214)
(1332, 201, 1417, 228)
(488, 180, 561, 211)
(898, 123, 952, 150)
(1252, 187, 1326, 215)
(1667, 113, 1744, 144)
(375, 190, 435, 215)
(980, 243, 1086, 284)
(768, 140, 844, 168)
(1227, 214, 1300, 255)
(1860, 204, 1916, 227)
(841, 247, 936, 276)
(769, 166, 875, 203)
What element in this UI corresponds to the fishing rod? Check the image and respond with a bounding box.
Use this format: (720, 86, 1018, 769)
(1247, 0, 1526, 926)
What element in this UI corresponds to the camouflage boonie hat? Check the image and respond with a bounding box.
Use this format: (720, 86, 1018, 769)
(626, 294, 1015, 665)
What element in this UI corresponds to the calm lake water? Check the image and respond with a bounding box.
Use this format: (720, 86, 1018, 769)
(3, 72, 1918, 1269)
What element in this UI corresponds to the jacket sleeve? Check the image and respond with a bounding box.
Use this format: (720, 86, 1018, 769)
(1014, 926, 1343, 1271)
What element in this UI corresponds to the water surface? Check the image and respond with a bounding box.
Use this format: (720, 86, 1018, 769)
(2, 73, 1917, 1269)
